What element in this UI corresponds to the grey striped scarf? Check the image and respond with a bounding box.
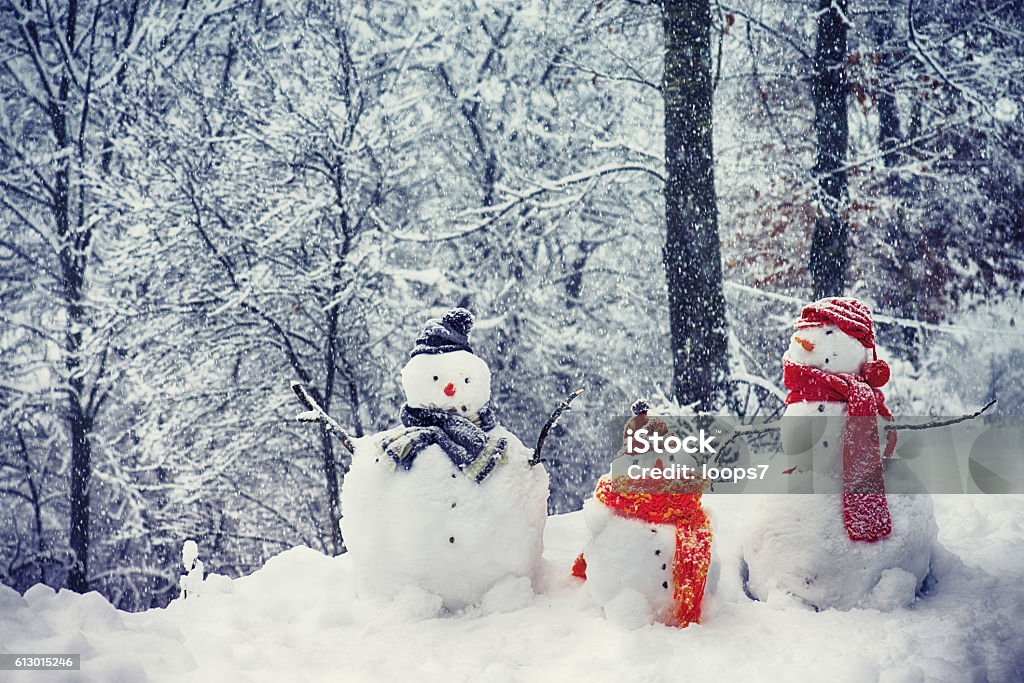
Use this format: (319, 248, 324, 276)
(380, 404, 509, 483)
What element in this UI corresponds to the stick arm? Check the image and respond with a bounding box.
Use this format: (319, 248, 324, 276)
(530, 389, 584, 467)
(714, 399, 998, 462)
(291, 381, 356, 455)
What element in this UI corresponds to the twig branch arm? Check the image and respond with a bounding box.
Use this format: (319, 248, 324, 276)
(291, 381, 355, 454)
(717, 421, 784, 454)
(530, 389, 584, 467)
(714, 399, 997, 461)
(885, 399, 997, 432)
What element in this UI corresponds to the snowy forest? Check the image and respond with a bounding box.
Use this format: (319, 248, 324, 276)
(1, 0, 1022, 612)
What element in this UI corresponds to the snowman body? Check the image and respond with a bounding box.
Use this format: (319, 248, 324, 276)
(341, 349, 549, 611)
(579, 446, 711, 628)
(581, 491, 677, 624)
(743, 323, 937, 611)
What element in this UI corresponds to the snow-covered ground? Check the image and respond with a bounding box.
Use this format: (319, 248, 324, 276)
(3, 495, 1023, 683)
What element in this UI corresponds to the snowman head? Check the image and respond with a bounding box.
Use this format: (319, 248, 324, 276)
(785, 323, 868, 374)
(401, 308, 492, 414)
(785, 297, 890, 385)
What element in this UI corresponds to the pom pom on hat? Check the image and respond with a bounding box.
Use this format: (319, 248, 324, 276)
(862, 359, 890, 388)
(411, 307, 475, 357)
(441, 308, 474, 339)
(623, 398, 669, 442)
(624, 399, 649, 439)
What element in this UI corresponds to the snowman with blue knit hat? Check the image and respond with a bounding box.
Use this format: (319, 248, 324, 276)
(340, 308, 550, 612)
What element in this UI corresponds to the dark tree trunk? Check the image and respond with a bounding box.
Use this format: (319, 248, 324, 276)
(319, 209, 349, 556)
(60, 176, 93, 594)
(874, 13, 902, 172)
(67, 393, 92, 592)
(809, 0, 850, 299)
(317, 429, 343, 555)
(877, 92, 901, 168)
(46, 2, 93, 593)
(873, 17, 920, 364)
(662, 0, 730, 410)
(60, 144, 93, 594)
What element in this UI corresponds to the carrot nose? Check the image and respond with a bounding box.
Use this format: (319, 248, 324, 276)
(793, 335, 815, 352)
(444, 382, 456, 397)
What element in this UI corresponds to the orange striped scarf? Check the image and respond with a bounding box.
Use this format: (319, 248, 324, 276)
(575, 476, 712, 627)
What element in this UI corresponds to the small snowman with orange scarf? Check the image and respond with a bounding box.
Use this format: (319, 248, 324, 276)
(573, 400, 712, 629)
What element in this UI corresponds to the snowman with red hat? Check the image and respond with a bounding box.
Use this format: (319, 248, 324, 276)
(742, 297, 937, 611)
(340, 308, 549, 613)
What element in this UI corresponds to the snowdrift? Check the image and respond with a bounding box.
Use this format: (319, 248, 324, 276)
(2, 495, 1023, 683)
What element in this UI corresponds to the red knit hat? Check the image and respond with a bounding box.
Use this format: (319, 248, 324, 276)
(794, 297, 890, 387)
(794, 297, 876, 347)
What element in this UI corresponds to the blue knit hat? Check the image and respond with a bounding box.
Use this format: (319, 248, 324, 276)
(411, 308, 475, 357)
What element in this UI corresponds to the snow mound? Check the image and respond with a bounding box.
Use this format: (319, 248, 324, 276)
(0, 496, 1022, 682)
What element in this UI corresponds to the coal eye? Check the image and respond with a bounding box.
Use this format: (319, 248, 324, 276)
(825, 330, 833, 335)
(432, 376, 438, 381)
(464, 378, 471, 384)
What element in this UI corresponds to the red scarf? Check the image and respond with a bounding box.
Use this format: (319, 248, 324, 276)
(572, 476, 711, 627)
(783, 359, 897, 543)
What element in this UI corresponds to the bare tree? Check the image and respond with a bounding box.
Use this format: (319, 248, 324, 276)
(662, 0, 731, 410)
(1, 0, 242, 601)
(0, 0, 138, 593)
(808, 0, 851, 298)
